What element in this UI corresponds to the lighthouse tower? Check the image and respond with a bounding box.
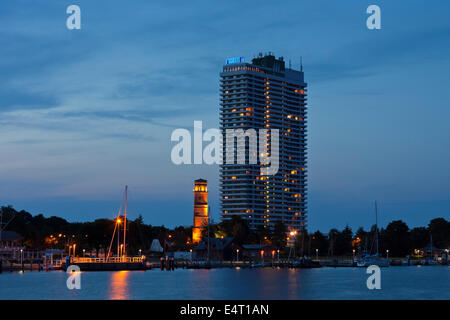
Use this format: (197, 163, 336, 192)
(192, 179, 208, 243)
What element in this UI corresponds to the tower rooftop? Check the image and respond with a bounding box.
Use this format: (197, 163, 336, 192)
(252, 53, 285, 72)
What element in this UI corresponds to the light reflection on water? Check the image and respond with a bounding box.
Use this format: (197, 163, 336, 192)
(109, 271, 130, 300)
(0, 266, 448, 300)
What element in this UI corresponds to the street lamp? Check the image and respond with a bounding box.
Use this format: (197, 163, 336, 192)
(316, 248, 319, 261)
(190, 249, 193, 261)
(386, 249, 389, 259)
(352, 249, 355, 261)
(139, 249, 142, 256)
(236, 249, 239, 262)
(277, 249, 280, 261)
(83, 249, 86, 257)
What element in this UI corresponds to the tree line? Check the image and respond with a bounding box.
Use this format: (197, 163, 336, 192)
(0, 205, 190, 255)
(1, 205, 449, 257)
(203, 216, 450, 257)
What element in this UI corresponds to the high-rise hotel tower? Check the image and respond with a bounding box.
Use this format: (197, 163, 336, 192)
(220, 53, 308, 233)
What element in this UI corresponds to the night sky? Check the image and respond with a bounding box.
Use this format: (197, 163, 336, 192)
(1, 0, 449, 232)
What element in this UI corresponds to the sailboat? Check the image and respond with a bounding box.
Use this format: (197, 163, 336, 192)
(356, 201, 390, 267)
(424, 233, 437, 265)
(64, 186, 146, 271)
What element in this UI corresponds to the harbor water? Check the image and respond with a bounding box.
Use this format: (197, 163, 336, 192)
(0, 266, 449, 300)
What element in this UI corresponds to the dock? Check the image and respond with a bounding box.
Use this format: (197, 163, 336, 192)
(64, 256, 146, 271)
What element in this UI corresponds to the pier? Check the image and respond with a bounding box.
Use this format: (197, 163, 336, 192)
(65, 257, 146, 271)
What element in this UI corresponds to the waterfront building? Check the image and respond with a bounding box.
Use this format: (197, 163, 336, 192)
(193, 237, 240, 261)
(241, 244, 276, 259)
(192, 179, 209, 243)
(220, 53, 308, 233)
(0, 231, 24, 259)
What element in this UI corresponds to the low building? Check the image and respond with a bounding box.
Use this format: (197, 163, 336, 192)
(193, 237, 240, 261)
(0, 231, 24, 259)
(242, 244, 277, 259)
(0, 230, 23, 248)
(419, 245, 442, 258)
(150, 239, 164, 253)
(0, 231, 47, 261)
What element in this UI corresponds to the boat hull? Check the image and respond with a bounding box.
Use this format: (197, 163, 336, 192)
(64, 262, 146, 271)
(356, 258, 390, 268)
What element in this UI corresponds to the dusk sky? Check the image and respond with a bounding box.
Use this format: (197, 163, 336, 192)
(1, 0, 449, 232)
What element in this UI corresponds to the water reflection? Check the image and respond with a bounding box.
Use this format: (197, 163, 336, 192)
(0, 266, 448, 300)
(287, 268, 300, 299)
(109, 271, 130, 299)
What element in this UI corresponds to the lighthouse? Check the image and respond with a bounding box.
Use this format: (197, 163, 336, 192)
(192, 179, 208, 243)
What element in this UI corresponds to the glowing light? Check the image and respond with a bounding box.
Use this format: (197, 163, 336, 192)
(109, 271, 130, 300)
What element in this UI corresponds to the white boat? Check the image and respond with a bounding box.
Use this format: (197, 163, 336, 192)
(357, 254, 390, 267)
(356, 201, 389, 267)
(424, 258, 437, 265)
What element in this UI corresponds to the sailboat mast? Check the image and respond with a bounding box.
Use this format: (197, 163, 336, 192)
(123, 185, 128, 258)
(0, 209, 3, 243)
(207, 206, 210, 263)
(117, 219, 120, 257)
(430, 233, 433, 259)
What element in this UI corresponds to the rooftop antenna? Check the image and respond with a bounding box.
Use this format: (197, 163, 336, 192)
(300, 56, 303, 72)
(289, 59, 292, 69)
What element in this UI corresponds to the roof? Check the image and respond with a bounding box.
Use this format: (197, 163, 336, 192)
(242, 244, 272, 250)
(0, 231, 23, 241)
(252, 54, 285, 72)
(420, 245, 441, 252)
(194, 237, 235, 251)
(195, 178, 207, 183)
(150, 239, 164, 252)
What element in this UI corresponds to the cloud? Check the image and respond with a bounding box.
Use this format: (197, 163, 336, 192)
(307, 27, 450, 83)
(0, 87, 60, 112)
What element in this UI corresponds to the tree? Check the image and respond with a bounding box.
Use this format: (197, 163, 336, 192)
(333, 226, 353, 256)
(328, 229, 339, 256)
(355, 227, 370, 253)
(381, 220, 410, 257)
(310, 231, 328, 256)
(428, 218, 450, 249)
(410, 227, 429, 251)
(271, 222, 287, 249)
